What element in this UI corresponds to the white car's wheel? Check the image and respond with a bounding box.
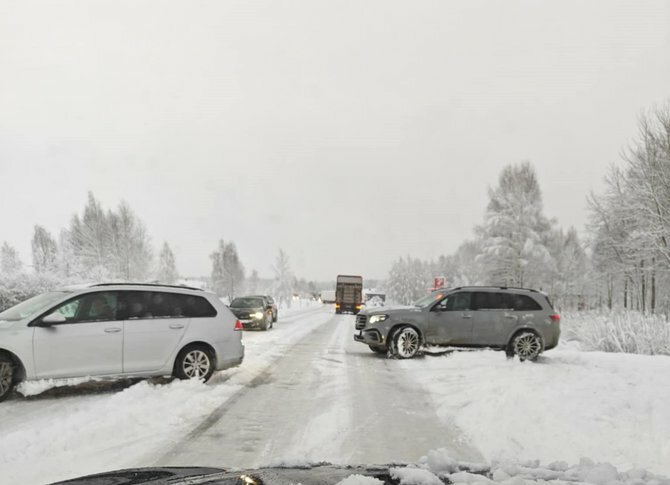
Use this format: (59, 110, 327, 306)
(174, 346, 215, 381)
(0, 356, 15, 402)
(392, 326, 421, 359)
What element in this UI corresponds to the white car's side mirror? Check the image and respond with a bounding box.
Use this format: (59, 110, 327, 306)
(40, 312, 67, 326)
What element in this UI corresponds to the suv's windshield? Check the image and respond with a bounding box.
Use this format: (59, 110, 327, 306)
(230, 297, 264, 308)
(413, 292, 446, 309)
(0, 291, 69, 322)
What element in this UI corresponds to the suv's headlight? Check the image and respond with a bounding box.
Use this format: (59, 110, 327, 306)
(369, 315, 388, 324)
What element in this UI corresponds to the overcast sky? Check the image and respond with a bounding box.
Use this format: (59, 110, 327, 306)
(1, 0, 669, 282)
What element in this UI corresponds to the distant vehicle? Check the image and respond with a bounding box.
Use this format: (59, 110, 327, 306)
(320, 290, 336, 304)
(354, 286, 560, 360)
(0, 283, 245, 402)
(363, 290, 386, 307)
(229, 296, 275, 331)
(247, 295, 278, 322)
(335, 275, 363, 315)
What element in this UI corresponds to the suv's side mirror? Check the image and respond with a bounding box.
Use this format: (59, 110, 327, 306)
(39, 313, 67, 326)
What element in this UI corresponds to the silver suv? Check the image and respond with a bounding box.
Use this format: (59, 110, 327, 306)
(354, 286, 560, 360)
(0, 283, 245, 401)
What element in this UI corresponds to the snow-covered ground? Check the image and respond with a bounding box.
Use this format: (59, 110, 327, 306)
(0, 304, 329, 485)
(1, 307, 669, 485)
(401, 341, 670, 476)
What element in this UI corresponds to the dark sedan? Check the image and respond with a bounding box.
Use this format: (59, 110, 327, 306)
(229, 296, 275, 331)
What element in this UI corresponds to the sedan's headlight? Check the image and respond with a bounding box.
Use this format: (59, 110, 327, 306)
(369, 315, 388, 324)
(252, 311, 264, 319)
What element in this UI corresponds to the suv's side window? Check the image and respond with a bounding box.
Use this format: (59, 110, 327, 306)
(441, 292, 472, 311)
(473, 292, 513, 310)
(50, 292, 119, 323)
(511, 294, 542, 311)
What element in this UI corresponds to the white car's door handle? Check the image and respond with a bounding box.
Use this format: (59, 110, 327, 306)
(104, 327, 122, 333)
(169, 323, 185, 329)
(461, 313, 472, 319)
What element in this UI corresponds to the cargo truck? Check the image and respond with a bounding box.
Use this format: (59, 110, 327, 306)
(335, 275, 363, 314)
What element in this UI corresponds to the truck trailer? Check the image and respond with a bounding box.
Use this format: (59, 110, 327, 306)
(335, 275, 363, 314)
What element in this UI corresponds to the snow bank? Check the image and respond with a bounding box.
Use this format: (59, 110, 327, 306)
(400, 348, 670, 476)
(386, 449, 670, 485)
(0, 378, 243, 485)
(278, 298, 323, 317)
(338, 449, 670, 485)
(562, 311, 670, 356)
(16, 376, 101, 396)
(336, 474, 385, 485)
(391, 466, 444, 485)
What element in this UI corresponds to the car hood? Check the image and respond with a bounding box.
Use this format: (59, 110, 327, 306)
(362, 305, 420, 316)
(229, 307, 264, 316)
(48, 464, 481, 485)
(0, 319, 20, 330)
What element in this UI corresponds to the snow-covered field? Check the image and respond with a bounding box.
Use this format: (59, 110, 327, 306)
(402, 341, 670, 476)
(1, 306, 669, 485)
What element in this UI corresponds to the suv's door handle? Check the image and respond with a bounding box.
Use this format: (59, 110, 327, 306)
(104, 327, 122, 333)
(169, 323, 185, 329)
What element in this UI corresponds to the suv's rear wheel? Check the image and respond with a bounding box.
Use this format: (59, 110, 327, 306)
(0, 356, 15, 402)
(511, 331, 543, 361)
(392, 326, 421, 359)
(174, 346, 215, 381)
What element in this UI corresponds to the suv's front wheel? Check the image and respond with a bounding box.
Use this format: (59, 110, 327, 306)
(391, 326, 421, 359)
(511, 331, 543, 361)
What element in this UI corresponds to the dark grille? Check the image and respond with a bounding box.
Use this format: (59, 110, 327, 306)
(355, 314, 367, 329)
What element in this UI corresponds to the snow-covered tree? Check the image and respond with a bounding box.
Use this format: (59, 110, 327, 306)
(210, 240, 226, 297)
(222, 242, 245, 301)
(433, 240, 486, 288)
(31, 225, 58, 273)
(58, 194, 154, 281)
(69, 192, 110, 275)
(273, 249, 294, 308)
(476, 161, 554, 288)
(546, 227, 589, 310)
(1, 242, 22, 276)
(387, 256, 430, 304)
(587, 102, 670, 313)
(157, 242, 178, 284)
(107, 201, 153, 281)
(248, 269, 260, 293)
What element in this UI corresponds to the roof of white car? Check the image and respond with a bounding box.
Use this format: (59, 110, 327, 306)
(62, 283, 215, 295)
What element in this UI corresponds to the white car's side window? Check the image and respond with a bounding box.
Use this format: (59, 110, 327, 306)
(50, 292, 119, 324)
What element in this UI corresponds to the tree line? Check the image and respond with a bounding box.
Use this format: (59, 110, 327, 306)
(387, 101, 670, 315)
(0, 191, 316, 310)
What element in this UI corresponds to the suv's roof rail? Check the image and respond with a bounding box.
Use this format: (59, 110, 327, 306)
(90, 283, 204, 291)
(450, 285, 539, 293)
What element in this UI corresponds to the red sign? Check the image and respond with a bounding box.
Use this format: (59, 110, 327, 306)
(433, 277, 445, 290)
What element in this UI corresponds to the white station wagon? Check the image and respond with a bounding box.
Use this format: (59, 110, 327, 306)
(0, 283, 245, 401)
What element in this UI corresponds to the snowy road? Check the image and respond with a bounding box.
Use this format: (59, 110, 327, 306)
(156, 310, 481, 468)
(2, 306, 670, 485)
